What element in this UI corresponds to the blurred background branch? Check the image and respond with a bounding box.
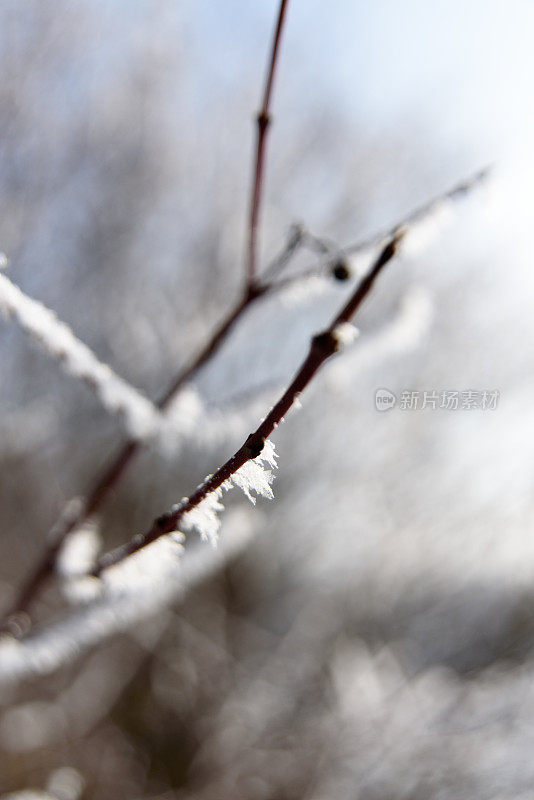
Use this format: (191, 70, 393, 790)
(0, 1, 533, 799)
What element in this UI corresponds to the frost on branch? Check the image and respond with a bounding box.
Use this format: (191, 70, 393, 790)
(0, 273, 163, 440)
(180, 438, 278, 546)
(332, 322, 359, 348)
(57, 522, 101, 582)
(230, 437, 278, 504)
(56, 520, 102, 604)
(0, 509, 255, 686)
(180, 488, 225, 546)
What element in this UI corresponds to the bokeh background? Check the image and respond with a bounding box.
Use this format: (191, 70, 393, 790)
(1, 1, 534, 797)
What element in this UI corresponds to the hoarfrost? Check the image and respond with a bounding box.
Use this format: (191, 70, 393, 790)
(332, 322, 360, 347)
(57, 522, 101, 581)
(230, 438, 278, 505)
(57, 521, 102, 604)
(179, 438, 278, 545)
(0, 273, 163, 440)
(0, 512, 255, 686)
(181, 487, 225, 545)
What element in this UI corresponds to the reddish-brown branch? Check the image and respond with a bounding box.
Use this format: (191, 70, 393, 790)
(92, 233, 401, 575)
(2, 165, 485, 629)
(156, 285, 267, 407)
(2, 2, 294, 628)
(263, 168, 490, 293)
(245, 0, 290, 289)
(2, 288, 269, 628)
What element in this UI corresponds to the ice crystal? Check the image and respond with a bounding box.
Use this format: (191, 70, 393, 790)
(0, 273, 163, 440)
(181, 487, 225, 545)
(231, 438, 278, 505)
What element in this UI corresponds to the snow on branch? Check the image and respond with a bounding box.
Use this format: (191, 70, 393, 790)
(180, 437, 278, 545)
(96, 438, 277, 574)
(0, 168, 489, 630)
(0, 272, 163, 440)
(92, 234, 402, 577)
(262, 167, 490, 293)
(0, 509, 255, 687)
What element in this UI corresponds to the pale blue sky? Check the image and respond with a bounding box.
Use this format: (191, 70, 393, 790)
(188, 0, 533, 165)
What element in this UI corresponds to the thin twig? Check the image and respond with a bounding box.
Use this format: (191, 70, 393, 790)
(262, 167, 490, 291)
(1, 167, 487, 629)
(1, 2, 293, 630)
(1, 294, 264, 628)
(92, 233, 402, 575)
(0, 273, 163, 440)
(344, 167, 490, 258)
(260, 223, 304, 283)
(245, 0, 290, 290)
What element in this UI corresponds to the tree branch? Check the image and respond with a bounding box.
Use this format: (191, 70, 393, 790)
(1, 166, 487, 630)
(245, 0, 290, 290)
(1, 1, 293, 631)
(92, 232, 403, 575)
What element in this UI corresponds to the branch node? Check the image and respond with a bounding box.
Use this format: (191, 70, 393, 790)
(156, 512, 172, 531)
(244, 282, 264, 303)
(257, 110, 271, 130)
(245, 432, 266, 459)
(311, 330, 340, 356)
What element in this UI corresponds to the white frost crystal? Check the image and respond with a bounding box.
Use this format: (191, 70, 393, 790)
(231, 437, 278, 504)
(179, 438, 278, 546)
(0, 272, 163, 440)
(332, 322, 360, 347)
(181, 487, 225, 546)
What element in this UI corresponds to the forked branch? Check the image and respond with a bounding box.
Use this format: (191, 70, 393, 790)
(1, 0, 292, 630)
(92, 233, 403, 575)
(2, 167, 487, 630)
(0, 0, 487, 628)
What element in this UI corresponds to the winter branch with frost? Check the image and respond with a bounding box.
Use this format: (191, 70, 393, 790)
(0, 272, 163, 441)
(0, 168, 487, 634)
(91, 233, 399, 575)
(0, 0, 293, 629)
(0, 0, 488, 650)
(0, 508, 256, 685)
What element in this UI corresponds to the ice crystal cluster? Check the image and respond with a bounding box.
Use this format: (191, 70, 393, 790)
(181, 438, 278, 545)
(0, 509, 255, 685)
(0, 273, 162, 440)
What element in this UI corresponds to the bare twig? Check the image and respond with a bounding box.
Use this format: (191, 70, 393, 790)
(245, 0, 290, 290)
(260, 223, 304, 283)
(260, 167, 490, 292)
(0, 273, 163, 440)
(1, 1, 293, 630)
(1, 166, 487, 630)
(92, 233, 402, 575)
(343, 167, 490, 258)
